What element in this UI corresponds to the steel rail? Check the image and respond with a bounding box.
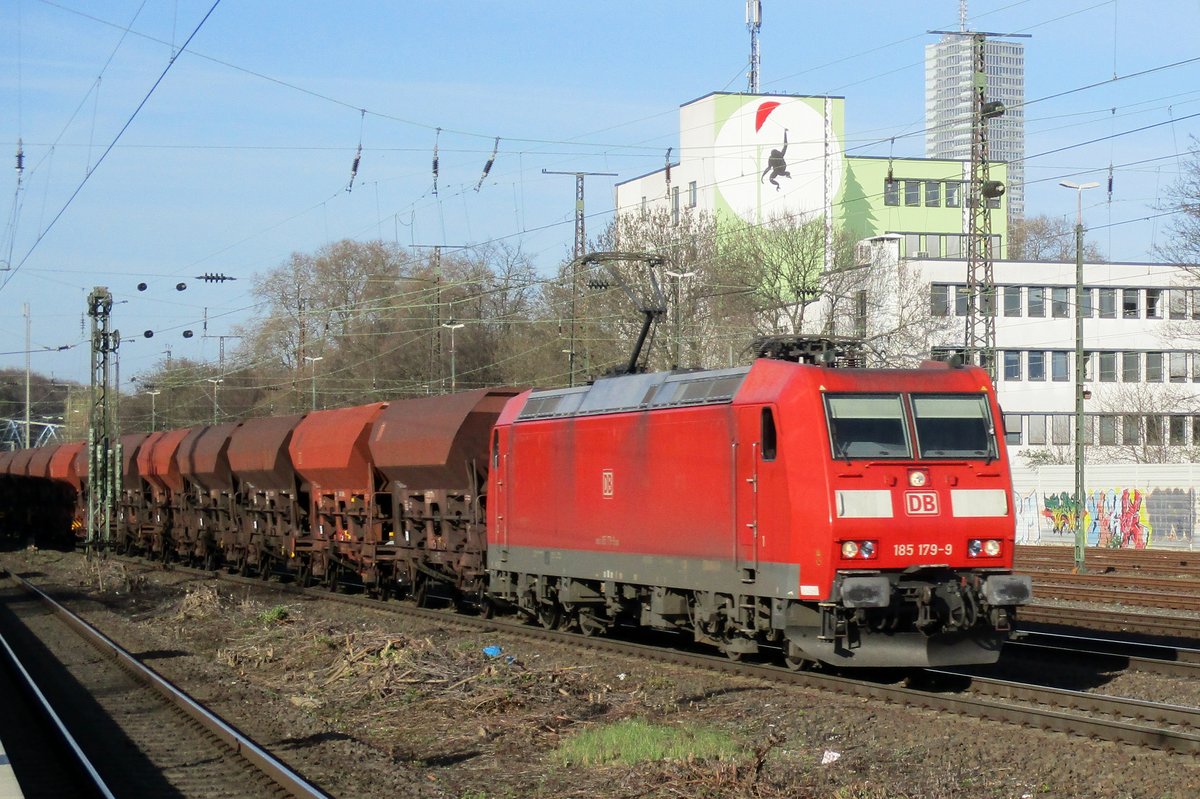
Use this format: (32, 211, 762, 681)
(11, 573, 331, 799)
(1006, 637, 1200, 679)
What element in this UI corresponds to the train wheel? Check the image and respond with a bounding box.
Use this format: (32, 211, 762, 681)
(413, 576, 430, 608)
(784, 655, 813, 672)
(478, 598, 495, 619)
(203, 551, 218, 572)
(326, 567, 340, 593)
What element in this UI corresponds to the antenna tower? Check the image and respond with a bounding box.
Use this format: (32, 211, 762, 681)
(747, 1, 762, 93)
(86, 287, 120, 549)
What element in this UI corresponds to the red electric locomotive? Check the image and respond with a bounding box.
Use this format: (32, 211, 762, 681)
(487, 357, 1031, 668)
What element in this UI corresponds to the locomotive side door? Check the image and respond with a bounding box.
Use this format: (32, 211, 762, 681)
(733, 405, 762, 583)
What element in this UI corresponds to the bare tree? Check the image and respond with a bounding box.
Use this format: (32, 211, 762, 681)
(1009, 213, 1105, 262)
(1156, 138, 1200, 273)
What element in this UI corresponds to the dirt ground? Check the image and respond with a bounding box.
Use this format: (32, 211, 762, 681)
(3, 547, 1198, 799)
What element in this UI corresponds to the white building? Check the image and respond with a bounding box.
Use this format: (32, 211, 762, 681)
(925, 35, 1025, 220)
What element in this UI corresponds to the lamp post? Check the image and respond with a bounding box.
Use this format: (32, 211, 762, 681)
(206, 379, 223, 425)
(442, 321, 465, 392)
(664, 269, 696, 369)
(1059, 180, 1099, 574)
(145, 390, 161, 432)
(304, 356, 323, 411)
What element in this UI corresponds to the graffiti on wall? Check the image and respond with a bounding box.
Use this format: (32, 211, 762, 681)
(1013, 487, 1196, 548)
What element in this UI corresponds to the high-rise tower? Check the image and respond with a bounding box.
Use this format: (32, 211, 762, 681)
(925, 33, 1025, 220)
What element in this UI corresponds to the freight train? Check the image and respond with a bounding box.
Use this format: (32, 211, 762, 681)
(0, 357, 1031, 669)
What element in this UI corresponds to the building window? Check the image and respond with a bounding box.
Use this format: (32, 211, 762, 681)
(904, 181, 921, 206)
(1122, 288, 1140, 319)
(954, 285, 969, 316)
(945, 181, 960, 207)
(930, 284, 950, 317)
(1003, 351, 1021, 380)
(1169, 416, 1187, 446)
(640, 196, 647, 212)
(1083, 415, 1095, 446)
(1099, 288, 1117, 318)
(1146, 415, 1164, 446)
(1194, 416, 1200, 446)
(672, 185, 680, 225)
(1027, 414, 1047, 445)
(1028, 351, 1045, 381)
(1122, 415, 1140, 446)
(1193, 353, 1200, 382)
(981, 287, 996, 317)
(1003, 413, 1021, 446)
(1170, 351, 1189, 382)
(986, 192, 1001, 210)
(1080, 287, 1094, 317)
(925, 181, 940, 206)
(1027, 287, 1045, 317)
(1146, 288, 1163, 319)
(1052, 415, 1071, 445)
(1146, 352, 1164, 382)
(905, 233, 922, 257)
(1051, 351, 1069, 381)
(944, 235, 962, 258)
(1051, 287, 1070, 318)
(884, 179, 899, 206)
(1122, 351, 1140, 382)
(854, 290, 868, 339)
(1193, 289, 1200, 320)
(688, 181, 697, 208)
(925, 234, 942, 257)
(1098, 415, 1118, 446)
(1083, 351, 1095, 381)
(1169, 289, 1188, 319)
(1003, 286, 1021, 317)
(1099, 351, 1117, 382)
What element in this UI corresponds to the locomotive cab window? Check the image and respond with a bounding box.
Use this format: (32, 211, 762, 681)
(825, 395, 910, 459)
(911, 394, 997, 459)
(761, 408, 777, 461)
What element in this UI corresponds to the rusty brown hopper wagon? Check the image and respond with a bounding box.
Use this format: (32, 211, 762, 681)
(137, 427, 192, 559)
(368, 388, 522, 604)
(177, 423, 241, 568)
(226, 413, 306, 576)
(287, 403, 388, 588)
(118, 432, 153, 551)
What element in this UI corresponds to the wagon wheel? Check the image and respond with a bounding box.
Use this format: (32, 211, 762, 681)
(413, 575, 430, 608)
(296, 561, 312, 587)
(237, 555, 251, 577)
(784, 655, 813, 672)
(536, 602, 562, 630)
(478, 598, 495, 619)
(326, 565, 340, 593)
(577, 609, 606, 637)
(203, 550, 218, 572)
(258, 555, 272, 581)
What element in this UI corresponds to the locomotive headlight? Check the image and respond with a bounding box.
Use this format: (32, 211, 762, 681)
(908, 470, 928, 487)
(840, 540, 878, 559)
(968, 539, 1003, 557)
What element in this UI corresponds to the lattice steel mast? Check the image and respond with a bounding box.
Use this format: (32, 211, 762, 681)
(86, 287, 120, 549)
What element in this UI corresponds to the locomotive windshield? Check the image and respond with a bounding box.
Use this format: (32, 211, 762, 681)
(826, 395, 911, 459)
(911, 394, 997, 459)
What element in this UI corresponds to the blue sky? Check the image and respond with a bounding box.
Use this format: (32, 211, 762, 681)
(3, 0, 1199, 386)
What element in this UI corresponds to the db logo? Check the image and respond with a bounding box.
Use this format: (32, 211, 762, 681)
(601, 469, 614, 498)
(905, 491, 939, 515)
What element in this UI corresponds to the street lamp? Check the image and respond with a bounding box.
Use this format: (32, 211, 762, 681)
(442, 320, 465, 392)
(206, 378, 223, 425)
(145, 390, 161, 432)
(664, 269, 697, 369)
(1059, 179, 1100, 574)
(304, 356, 323, 411)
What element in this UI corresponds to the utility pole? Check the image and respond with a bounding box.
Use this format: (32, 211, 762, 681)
(542, 169, 617, 387)
(411, 244, 467, 390)
(23, 302, 31, 448)
(929, 28, 1027, 380)
(86, 287, 119, 549)
(1061, 180, 1099, 574)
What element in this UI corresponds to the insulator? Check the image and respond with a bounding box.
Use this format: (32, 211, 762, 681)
(981, 101, 1005, 119)
(182, 330, 194, 338)
(982, 180, 1005, 199)
(176, 282, 187, 291)
(137, 282, 148, 291)
(143, 330, 154, 338)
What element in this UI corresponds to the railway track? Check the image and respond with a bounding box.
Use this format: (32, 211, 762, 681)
(1028, 581, 1200, 612)
(1019, 603, 1200, 641)
(0, 569, 329, 799)
(49, 555, 1200, 757)
(1007, 631, 1200, 679)
(1015, 544, 1200, 577)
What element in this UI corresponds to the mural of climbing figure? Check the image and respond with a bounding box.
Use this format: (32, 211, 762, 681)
(760, 128, 790, 191)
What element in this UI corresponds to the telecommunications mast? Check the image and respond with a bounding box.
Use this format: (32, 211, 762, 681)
(747, 0, 762, 93)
